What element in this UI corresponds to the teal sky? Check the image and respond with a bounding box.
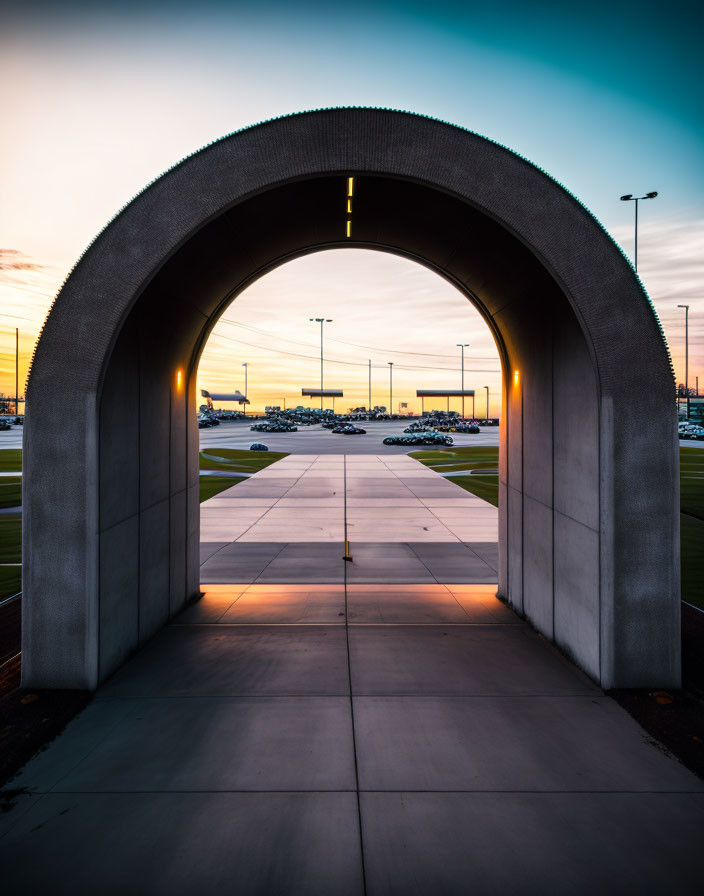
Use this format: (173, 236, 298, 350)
(1, 0, 702, 403)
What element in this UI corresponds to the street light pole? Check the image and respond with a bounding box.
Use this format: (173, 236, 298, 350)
(620, 191, 658, 273)
(310, 318, 333, 409)
(484, 386, 489, 422)
(368, 359, 372, 412)
(456, 343, 469, 417)
(678, 304, 690, 419)
(388, 362, 393, 415)
(15, 328, 19, 416)
(242, 363, 248, 416)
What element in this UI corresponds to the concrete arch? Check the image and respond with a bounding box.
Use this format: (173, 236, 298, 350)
(23, 108, 679, 690)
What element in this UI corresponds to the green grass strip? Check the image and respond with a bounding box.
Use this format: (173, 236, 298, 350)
(199, 448, 287, 473)
(0, 565, 21, 602)
(681, 514, 704, 610)
(447, 475, 499, 506)
(0, 476, 22, 509)
(0, 449, 22, 472)
(680, 447, 704, 520)
(0, 515, 21, 564)
(199, 476, 245, 502)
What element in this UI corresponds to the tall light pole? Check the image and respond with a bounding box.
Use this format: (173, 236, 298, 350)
(484, 385, 489, 422)
(15, 328, 19, 416)
(368, 359, 372, 412)
(456, 343, 469, 417)
(388, 362, 393, 415)
(242, 363, 248, 416)
(678, 304, 690, 419)
(310, 318, 332, 409)
(620, 191, 658, 273)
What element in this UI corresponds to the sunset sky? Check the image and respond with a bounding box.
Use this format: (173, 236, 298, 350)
(1, 0, 702, 413)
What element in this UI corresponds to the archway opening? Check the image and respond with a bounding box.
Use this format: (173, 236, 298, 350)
(195, 249, 503, 607)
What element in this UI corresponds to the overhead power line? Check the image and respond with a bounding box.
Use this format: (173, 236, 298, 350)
(209, 330, 500, 373)
(218, 318, 499, 361)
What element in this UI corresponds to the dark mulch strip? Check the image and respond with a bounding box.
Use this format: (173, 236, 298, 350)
(0, 656, 91, 791)
(609, 604, 704, 781)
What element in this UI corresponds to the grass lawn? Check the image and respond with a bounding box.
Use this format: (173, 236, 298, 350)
(0, 448, 22, 472)
(0, 476, 22, 509)
(199, 475, 246, 502)
(682, 515, 704, 611)
(0, 515, 21, 564)
(200, 448, 287, 473)
(411, 446, 499, 504)
(680, 446, 704, 520)
(199, 448, 288, 502)
(0, 565, 21, 602)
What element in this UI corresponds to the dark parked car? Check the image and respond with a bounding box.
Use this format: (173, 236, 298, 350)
(250, 443, 269, 451)
(383, 430, 453, 446)
(332, 424, 366, 435)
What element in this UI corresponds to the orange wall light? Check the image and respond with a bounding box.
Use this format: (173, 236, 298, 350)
(513, 370, 520, 386)
(176, 369, 183, 390)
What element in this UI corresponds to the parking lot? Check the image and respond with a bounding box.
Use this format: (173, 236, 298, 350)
(201, 417, 500, 453)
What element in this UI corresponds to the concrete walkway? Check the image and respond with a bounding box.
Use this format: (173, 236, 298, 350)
(2, 457, 703, 893)
(201, 454, 498, 583)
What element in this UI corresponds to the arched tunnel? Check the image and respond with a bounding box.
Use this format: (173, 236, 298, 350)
(22, 108, 679, 690)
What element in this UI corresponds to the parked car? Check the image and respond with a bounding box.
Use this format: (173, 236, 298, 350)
(332, 424, 366, 435)
(250, 443, 268, 451)
(679, 422, 704, 440)
(383, 430, 453, 446)
(0, 420, 11, 431)
(250, 421, 297, 433)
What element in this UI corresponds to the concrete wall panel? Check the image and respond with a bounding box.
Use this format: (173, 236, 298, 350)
(138, 499, 170, 643)
(554, 512, 600, 681)
(506, 485, 523, 615)
(99, 517, 139, 681)
(523, 496, 554, 636)
(99, 323, 139, 532)
(169, 488, 188, 618)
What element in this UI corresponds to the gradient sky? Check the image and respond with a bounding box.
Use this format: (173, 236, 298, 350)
(1, 0, 702, 411)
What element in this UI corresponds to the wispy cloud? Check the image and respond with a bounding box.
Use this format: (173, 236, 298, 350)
(612, 218, 704, 385)
(0, 249, 44, 272)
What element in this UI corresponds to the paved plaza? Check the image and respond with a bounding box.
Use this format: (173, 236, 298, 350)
(2, 454, 703, 893)
(201, 454, 498, 583)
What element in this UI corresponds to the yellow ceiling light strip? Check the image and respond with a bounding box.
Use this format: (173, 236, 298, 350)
(346, 177, 354, 238)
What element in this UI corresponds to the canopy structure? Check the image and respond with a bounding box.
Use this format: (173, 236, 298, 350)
(416, 389, 476, 413)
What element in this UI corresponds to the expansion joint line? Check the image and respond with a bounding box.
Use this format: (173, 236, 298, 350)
(343, 456, 367, 895)
(343, 455, 352, 561)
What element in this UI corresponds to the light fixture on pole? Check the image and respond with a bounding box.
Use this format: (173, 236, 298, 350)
(310, 318, 333, 409)
(678, 304, 690, 419)
(484, 385, 489, 422)
(456, 343, 469, 418)
(620, 191, 658, 272)
(242, 363, 248, 415)
(388, 362, 393, 415)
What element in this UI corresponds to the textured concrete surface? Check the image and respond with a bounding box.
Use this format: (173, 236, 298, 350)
(3, 584, 703, 894)
(22, 108, 679, 691)
(200, 455, 498, 584)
